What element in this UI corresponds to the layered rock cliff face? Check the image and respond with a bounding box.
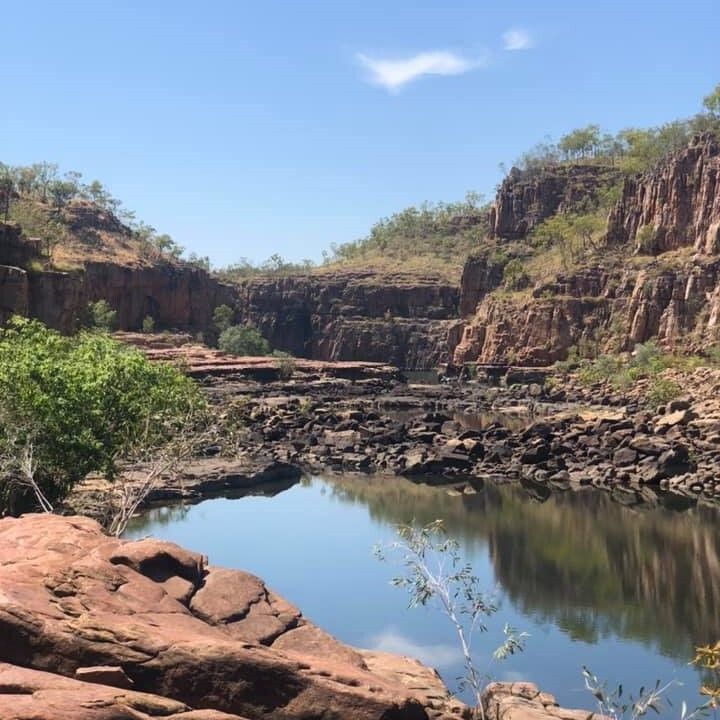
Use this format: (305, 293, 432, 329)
(454, 134, 720, 365)
(236, 271, 459, 369)
(607, 133, 720, 254)
(489, 164, 621, 240)
(0, 236, 236, 333)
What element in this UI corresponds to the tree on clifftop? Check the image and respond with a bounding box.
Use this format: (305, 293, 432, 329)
(703, 83, 720, 117)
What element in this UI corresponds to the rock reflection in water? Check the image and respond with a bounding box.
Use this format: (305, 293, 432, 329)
(327, 476, 720, 661)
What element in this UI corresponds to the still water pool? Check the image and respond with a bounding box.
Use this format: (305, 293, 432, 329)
(126, 475, 720, 715)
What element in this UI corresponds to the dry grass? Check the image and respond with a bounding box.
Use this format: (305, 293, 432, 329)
(316, 252, 464, 283)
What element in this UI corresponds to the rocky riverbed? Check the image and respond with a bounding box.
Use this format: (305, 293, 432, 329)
(65, 351, 720, 521)
(204, 360, 720, 504)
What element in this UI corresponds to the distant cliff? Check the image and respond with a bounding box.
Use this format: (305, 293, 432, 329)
(0, 230, 235, 334)
(453, 133, 720, 365)
(236, 270, 459, 369)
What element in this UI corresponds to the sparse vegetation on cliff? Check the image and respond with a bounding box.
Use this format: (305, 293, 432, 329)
(322, 192, 490, 280)
(215, 192, 491, 283)
(0, 160, 188, 268)
(514, 84, 720, 176)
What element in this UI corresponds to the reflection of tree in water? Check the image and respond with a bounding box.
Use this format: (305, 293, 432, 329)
(126, 503, 191, 532)
(327, 475, 720, 661)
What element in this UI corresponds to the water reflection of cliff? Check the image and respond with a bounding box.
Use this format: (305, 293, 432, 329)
(327, 476, 720, 660)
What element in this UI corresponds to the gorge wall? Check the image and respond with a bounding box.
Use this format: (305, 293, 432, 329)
(453, 133, 720, 366)
(3, 133, 719, 370)
(0, 224, 236, 334)
(235, 271, 459, 369)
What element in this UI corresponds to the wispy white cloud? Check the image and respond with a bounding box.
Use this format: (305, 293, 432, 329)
(356, 50, 488, 92)
(369, 629, 461, 668)
(502, 28, 533, 51)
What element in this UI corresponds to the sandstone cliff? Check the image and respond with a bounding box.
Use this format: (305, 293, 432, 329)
(454, 134, 720, 365)
(0, 236, 236, 334)
(607, 133, 720, 253)
(236, 271, 459, 369)
(489, 164, 621, 240)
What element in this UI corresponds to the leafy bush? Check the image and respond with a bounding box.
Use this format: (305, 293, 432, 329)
(218, 324, 270, 356)
(141, 315, 155, 333)
(646, 378, 682, 408)
(212, 304, 234, 334)
(88, 299, 117, 332)
(502, 259, 530, 291)
(0, 317, 202, 511)
(272, 350, 296, 380)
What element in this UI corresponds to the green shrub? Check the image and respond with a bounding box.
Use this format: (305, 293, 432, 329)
(212, 304, 234, 334)
(502, 259, 530, 291)
(218, 324, 270, 356)
(88, 299, 117, 332)
(141, 315, 155, 333)
(272, 350, 296, 380)
(0, 317, 201, 511)
(646, 378, 682, 408)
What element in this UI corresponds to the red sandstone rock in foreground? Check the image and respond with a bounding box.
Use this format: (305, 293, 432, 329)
(0, 514, 459, 719)
(0, 514, 604, 720)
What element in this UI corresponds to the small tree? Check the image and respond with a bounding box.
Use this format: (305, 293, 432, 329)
(272, 350, 296, 380)
(702, 83, 720, 118)
(376, 521, 528, 719)
(218, 324, 271, 356)
(88, 299, 118, 331)
(212, 304, 235, 334)
(0, 318, 202, 515)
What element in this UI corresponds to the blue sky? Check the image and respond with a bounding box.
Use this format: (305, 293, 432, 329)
(2, 0, 718, 266)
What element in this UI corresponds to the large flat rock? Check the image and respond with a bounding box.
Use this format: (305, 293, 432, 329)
(0, 513, 460, 719)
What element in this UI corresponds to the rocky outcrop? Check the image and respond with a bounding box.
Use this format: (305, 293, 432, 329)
(0, 513, 464, 720)
(607, 133, 720, 253)
(116, 333, 402, 381)
(453, 255, 720, 366)
(0, 222, 41, 267)
(489, 165, 621, 240)
(0, 662, 248, 719)
(458, 254, 506, 317)
(0, 264, 29, 324)
(0, 259, 236, 334)
(482, 682, 603, 720)
(81, 261, 237, 332)
(236, 271, 459, 369)
(455, 135, 720, 365)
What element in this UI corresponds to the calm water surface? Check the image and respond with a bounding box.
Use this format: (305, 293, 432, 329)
(126, 476, 720, 715)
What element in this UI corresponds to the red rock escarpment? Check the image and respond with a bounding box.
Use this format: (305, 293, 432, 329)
(607, 133, 720, 254)
(489, 164, 621, 241)
(0, 256, 236, 334)
(0, 513, 464, 720)
(453, 258, 720, 365)
(454, 135, 720, 365)
(236, 271, 459, 369)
